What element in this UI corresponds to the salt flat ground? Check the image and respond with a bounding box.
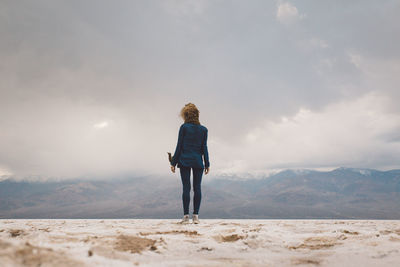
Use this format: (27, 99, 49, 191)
(0, 219, 399, 266)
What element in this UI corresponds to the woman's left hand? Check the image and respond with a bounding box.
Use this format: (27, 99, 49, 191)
(170, 165, 175, 173)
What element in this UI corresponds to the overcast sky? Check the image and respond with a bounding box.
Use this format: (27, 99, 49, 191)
(1, 0, 400, 180)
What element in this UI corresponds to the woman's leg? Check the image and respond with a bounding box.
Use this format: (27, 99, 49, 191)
(180, 166, 191, 215)
(192, 167, 203, 215)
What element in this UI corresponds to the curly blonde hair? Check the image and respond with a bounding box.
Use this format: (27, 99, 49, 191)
(180, 103, 200, 125)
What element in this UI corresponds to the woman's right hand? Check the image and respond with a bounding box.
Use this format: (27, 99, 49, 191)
(204, 167, 209, 175)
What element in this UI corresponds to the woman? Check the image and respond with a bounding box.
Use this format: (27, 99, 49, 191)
(170, 103, 210, 224)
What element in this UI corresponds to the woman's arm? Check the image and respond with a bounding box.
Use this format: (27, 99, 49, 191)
(202, 128, 210, 169)
(171, 124, 185, 167)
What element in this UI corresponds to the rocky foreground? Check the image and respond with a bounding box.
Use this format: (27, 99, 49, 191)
(0, 219, 399, 266)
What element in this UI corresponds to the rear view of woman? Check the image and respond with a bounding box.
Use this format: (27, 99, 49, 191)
(170, 103, 210, 224)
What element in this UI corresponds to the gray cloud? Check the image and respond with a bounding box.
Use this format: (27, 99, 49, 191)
(0, 0, 399, 179)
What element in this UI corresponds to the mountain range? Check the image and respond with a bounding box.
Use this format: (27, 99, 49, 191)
(1, 167, 399, 219)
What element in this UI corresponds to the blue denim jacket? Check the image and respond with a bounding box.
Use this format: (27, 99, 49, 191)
(171, 122, 210, 169)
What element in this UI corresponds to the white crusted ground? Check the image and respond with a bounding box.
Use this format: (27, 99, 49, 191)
(0, 219, 399, 266)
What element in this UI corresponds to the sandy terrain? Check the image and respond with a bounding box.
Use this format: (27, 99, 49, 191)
(0, 219, 399, 266)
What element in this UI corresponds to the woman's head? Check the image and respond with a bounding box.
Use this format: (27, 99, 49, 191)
(180, 103, 200, 125)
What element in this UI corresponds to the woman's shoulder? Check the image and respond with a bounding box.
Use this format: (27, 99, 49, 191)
(199, 124, 207, 131)
(182, 122, 207, 131)
(181, 122, 190, 129)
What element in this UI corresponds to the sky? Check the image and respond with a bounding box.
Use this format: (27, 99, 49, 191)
(1, 0, 400, 180)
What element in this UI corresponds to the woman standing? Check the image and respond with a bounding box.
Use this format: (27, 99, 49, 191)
(170, 103, 210, 224)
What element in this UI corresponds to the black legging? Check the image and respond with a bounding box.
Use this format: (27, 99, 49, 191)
(179, 166, 203, 215)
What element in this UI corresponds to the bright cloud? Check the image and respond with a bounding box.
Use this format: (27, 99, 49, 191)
(276, 2, 304, 24)
(213, 92, 400, 175)
(93, 121, 109, 129)
(0, 166, 13, 181)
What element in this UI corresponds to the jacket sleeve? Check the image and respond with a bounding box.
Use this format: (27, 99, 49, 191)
(171, 124, 185, 167)
(202, 128, 210, 168)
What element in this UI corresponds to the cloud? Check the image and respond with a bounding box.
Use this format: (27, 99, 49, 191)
(0, 1, 399, 180)
(276, 1, 305, 24)
(163, 0, 209, 16)
(347, 51, 400, 112)
(213, 91, 400, 175)
(93, 121, 110, 129)
(0, 166, 13, 181)
(309, 38, 329, 49)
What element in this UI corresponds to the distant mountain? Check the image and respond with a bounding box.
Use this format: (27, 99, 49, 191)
(1, 167, 399, 219)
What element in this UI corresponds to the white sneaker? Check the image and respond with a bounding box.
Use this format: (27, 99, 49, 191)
(180, 214, 190, 224)
(192, 214, 200, 224)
